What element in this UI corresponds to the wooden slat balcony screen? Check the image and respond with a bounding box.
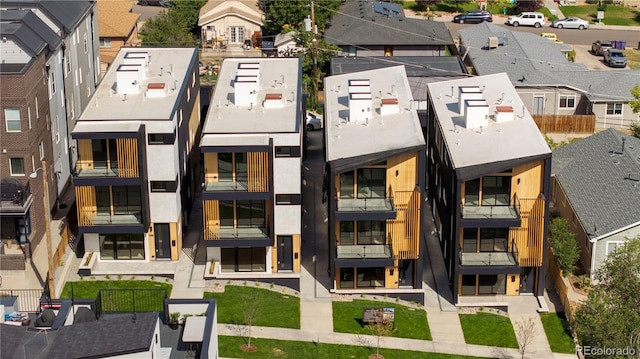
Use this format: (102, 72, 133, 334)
(247, 152, 269, 192)
(116, 138, 139, 178)
(510, 194, 545, 267)
(203, 200, 220, 240)
(76, 139, 93, 171)
(75, 186, 96, 226)
(531, 114, 595, 134)
(388, 188, 421, 260)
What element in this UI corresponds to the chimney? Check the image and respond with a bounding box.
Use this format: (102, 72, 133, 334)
(458, 86, 483, 116)
(464, 99, 489, 129)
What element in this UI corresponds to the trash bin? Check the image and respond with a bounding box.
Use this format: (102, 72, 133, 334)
(618, 41, 626, 50)
(612, 40, 618, 49)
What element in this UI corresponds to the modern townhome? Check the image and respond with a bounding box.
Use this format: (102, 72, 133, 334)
(0, 11, 56, 269)
(96, 0, 140, 74)
(71, 47, 201, 264)
(324, 66, 426, 299)
(324, 0, 455, 57)
(426, 73, 552, 303)
(459, 23, 640, 132)
(199, 58, 303, 290)
(551, 129, 640, 280)
(1, 0, 101, 200)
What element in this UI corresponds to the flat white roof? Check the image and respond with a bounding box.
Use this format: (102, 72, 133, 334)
(426, 73, 551, 170)
(202, 58, 301, 135)
(78, 47, 197, 122)
(73, 121, 142, 134)
(200, 134, 270, 147)
(324, 66, 425, 162)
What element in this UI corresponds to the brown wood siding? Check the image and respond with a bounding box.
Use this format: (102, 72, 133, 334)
(512, 161, 544, 204)
(386, 152, 418, 193)
(170, 222, 179, 260)
(532, 114, 595, 134)
(247, 152, 269, 192)
(506, 274, 520, 295)
(271, 242, 278, 272)
(388, 188, 420, 260)
(511, 195, 545, 267)
(77, 139, 94, 170)
(148, 223, 156, 260)
(293, 234, 301, 272)
(385, 259, 399, 288)
(204, 153, 218, 183)
(75, 186, 96, 226)
(203, 200, 220, 240)
(116, 138, 139, 177)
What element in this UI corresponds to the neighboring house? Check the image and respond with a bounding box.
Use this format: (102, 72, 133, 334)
(2, 0, 101, 200)
(96, 0, 140, 74)
(71, 47, 201, 264)
(0, 13, 56, 267)
(199, 58, 303, 290)
(1, 298, 219, 358)
(459, 22, 640, 132)
(198, 0, 263, 49)
(330, 56, 468, 114)
(426, 73, 552, 303)
(551, 129, 640, 279)
(324, 0, 454, 57)
(324, 66, 426, 301)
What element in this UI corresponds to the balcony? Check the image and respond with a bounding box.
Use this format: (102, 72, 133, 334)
(337, 244, 393, 259)
(0, 179, 32, 215)
(203, 226, 272, 247)
(461, 205, 519, 220)
(78, 211, 143, 227)
(335, 187, 396, 221)
(460, 241, 519, 267)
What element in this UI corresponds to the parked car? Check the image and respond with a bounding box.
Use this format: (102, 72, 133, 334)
(306, 112, 322, 131)
(541, 33, 563, 44)
(452, 10, 493, 24)
(551, 17, 589, 29)
(199, 62, 207, 76)
(507, 12, 546, 28)
(603, 49, 627, 68)
(592, 40, 613, 56)
(138, 0, 170, 6)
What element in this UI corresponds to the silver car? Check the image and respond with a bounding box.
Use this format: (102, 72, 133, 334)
(551, 17, 589, 30)
(306, 112, 323, 131)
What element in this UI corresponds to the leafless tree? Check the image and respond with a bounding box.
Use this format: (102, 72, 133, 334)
(365, 310, 395, 359)
(515, 317, 537, 359)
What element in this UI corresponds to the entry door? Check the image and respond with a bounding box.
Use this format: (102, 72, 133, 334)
(154, 223, 171, 259)
(520, 267, 535, 294)
(532, 96, 544, 115)
(277, 236, 293, 271)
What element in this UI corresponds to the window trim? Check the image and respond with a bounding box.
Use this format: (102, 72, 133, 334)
(148, 130, 176, 145)
(99, 38, 111, 48)
(605, 241, 624, 257)
(606, 103, 623, 116)
(558, 95, 575, 109)
(9, 157, 26, 176)
(275, 194, 301, 205)
(275, 146, 301, 158)
(150, 180, 178, 193)
(4, 108, 21, 132)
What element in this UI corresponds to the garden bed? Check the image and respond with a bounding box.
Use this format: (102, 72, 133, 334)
(78, 252, 97, 276)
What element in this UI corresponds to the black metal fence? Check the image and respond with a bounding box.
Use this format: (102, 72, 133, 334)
(94, 288, 167, 318)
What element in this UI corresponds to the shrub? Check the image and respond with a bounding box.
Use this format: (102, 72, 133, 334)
(574, 275, 591, 289)
(549, 218, 580, 276)
(630, 121, 640, 139)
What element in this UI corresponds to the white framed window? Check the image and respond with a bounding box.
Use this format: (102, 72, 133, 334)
(27, 105, 32, 129)
(606, 241, 623, 257)
(35, 96, 39, 118)
(83, 34, 88, 53)
(65, 55, 71, 75)
(48, 71, 56, 98)
(559, 95, 575, 109)
(229, 26, 244, 43)
(187, 88, 191, 102)
(79, 68, 83, 84)
(99, 38, 111, 48)
(54, 115, 60, 143)
(5, 108, 21, 132)
(606, 103, 623, 115)
(39, 142, 45, 160)
(9, 158, 25, 176)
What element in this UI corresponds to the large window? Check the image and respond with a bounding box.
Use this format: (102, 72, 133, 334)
(217, 152, 249, 182)
(220, 247, 266, 272)
(464, 175, 511, 206)
(91, 139, 118, 170)
(99, 38, 111, 47)
(10, 158, 25, 176)
(339, 171, 354, 199)
(463, 228, 509, 252)
(95, 186, 142, 218)
(460, 274, 506, 295)
(99, 233, 144, 260)
(5, 108, 21, 132)
(339, 220, 385, 245)
(357, 168, 386, 198)
(229, 26, 244, 43)
(219, 200, 266, 228)
(339, 267, 385, 289)
(559, 95, 575, 109)
(606, 103, 623, 115)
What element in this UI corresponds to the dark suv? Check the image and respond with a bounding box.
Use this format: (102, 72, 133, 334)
(453, 10, 493, 24)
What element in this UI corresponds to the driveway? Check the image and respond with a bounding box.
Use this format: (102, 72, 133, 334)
(572, 44, 627, 70)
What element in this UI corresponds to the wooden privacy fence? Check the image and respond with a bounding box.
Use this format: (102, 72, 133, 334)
(547, 249, 581, 323)
(532, 114, 595, 134)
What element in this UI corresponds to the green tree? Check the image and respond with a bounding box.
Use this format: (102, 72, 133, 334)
(630, 85, 640, 138)
(548, 217, 580, 276)
(260, 0, 341, 36)
(139, 0, 205, 46)
(574, 236, 640, 358)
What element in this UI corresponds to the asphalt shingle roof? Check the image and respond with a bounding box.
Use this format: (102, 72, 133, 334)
(459, 22, 640, 101)
(1, 0, 93, 34)
(1, 9, 62, 54)
(324, 0, 453, 46)
(552, 129, 640, 240)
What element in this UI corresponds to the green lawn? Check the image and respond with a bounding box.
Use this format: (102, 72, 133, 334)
(332, 299, 431, 340)
(219, 336, 484, 359)
(459, 312, 518, 348)
(540, 312, 575, 353)
(60, 280, 172, 312)
(560, 5, 640, 26)
(203, 285, 300, 329)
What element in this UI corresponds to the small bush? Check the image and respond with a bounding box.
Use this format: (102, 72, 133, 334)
(574, 275, 591, 289)
(630, 121, 640, 139)
(549, 217, 580, 276)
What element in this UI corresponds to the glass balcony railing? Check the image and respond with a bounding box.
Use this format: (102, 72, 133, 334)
(461, 194, 521, 220)
(204, 226, 270, 240)
(204, 180, 250, 192)
(336, 244, 392, 259)
(86, 213, 143, 225)
(336, 198, 394, 212)
(460, 241, 519, 266)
